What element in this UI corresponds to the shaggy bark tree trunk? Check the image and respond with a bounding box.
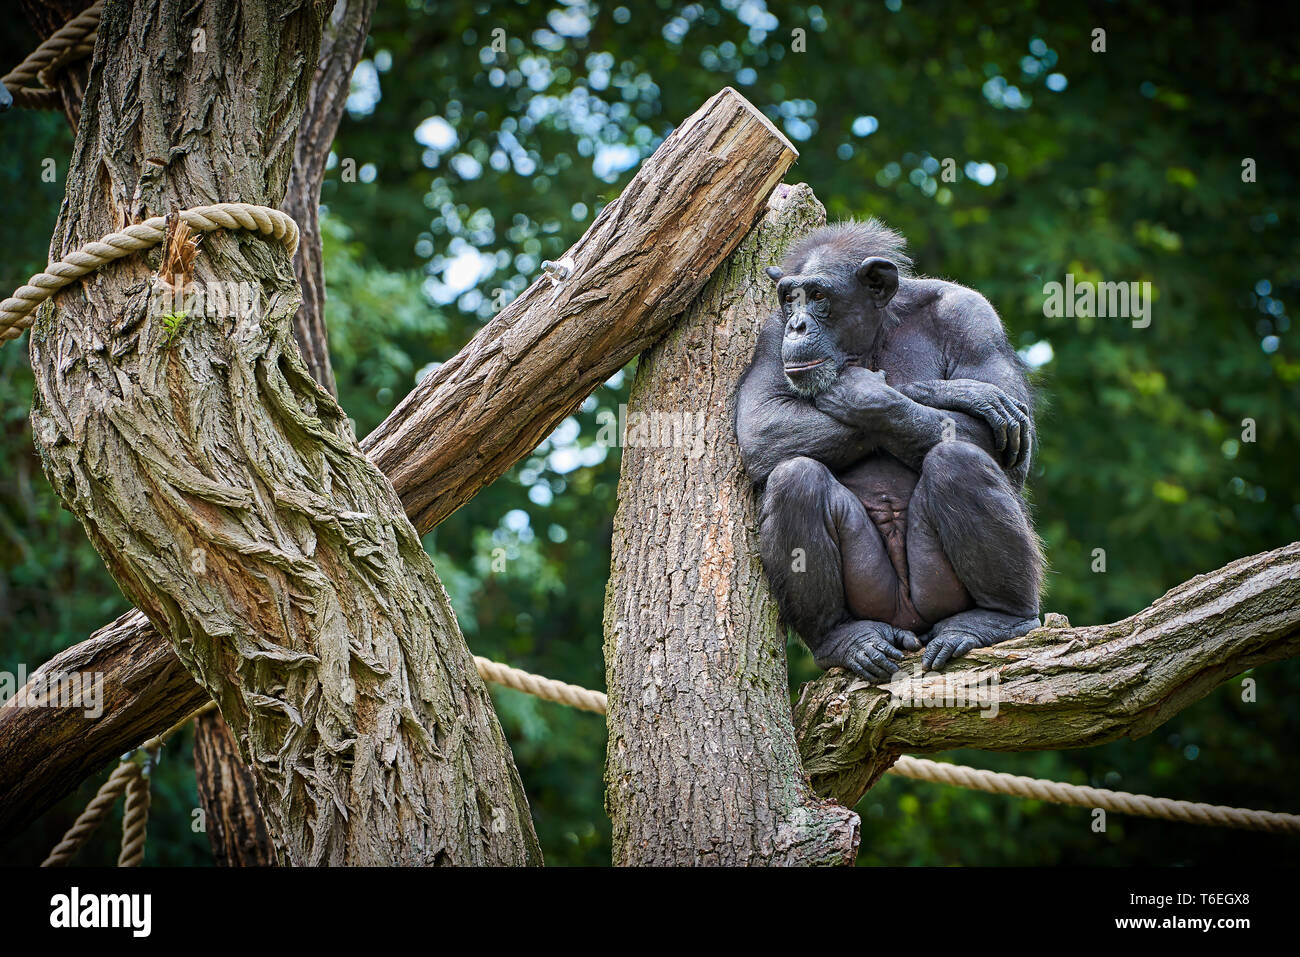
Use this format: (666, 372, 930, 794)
(0, 85, 797, 841)
(18, 0, 367, 868)
(190, 0, 375, 865)
(25, 0, 539, 865)
(603, 184, 859, 865)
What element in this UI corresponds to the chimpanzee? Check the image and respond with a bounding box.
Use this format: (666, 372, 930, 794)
(735, 220, 1043, 681)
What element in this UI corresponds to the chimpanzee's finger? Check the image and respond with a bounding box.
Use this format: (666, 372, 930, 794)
(1005, 418, 1022, 468)
(921, 638, 947, 670)
(923, 633, 977, 670)
(994, 396, 1031, 469)
(872, 637, 904, 660)
(951, 637, 979, 662)
(1012, 409, 1033, 469)
(854, 648, 896, 681)
(980, 402, 1008, 451)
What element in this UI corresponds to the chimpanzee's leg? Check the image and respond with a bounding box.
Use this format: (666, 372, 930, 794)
(758, 456, 917, 681)
(906, 441, 1043, 669)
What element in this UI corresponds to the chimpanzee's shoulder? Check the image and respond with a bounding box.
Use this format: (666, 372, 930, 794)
(910, 277, 1006, 338)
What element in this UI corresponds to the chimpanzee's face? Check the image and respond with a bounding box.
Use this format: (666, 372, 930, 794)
(773, 273, 850, 396)
(766, 253, 899, 396)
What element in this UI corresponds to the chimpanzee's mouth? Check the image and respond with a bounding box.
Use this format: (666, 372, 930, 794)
(783, 357, 829, 373)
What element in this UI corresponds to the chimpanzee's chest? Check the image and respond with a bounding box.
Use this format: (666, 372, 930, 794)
(859, 325, 945, 387)
(835, 324, 944, 543)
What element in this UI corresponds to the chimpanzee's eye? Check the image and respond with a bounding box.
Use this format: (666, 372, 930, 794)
(811, 291, 825, 301)
(785, 293, 796, 303)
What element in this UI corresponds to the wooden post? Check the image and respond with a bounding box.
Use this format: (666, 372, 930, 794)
(603, 184, 860, 866)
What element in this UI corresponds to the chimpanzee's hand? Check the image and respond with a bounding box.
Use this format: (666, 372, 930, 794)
(901, 379, 1031, 470)
(813, 619, 918, 682)
(812, 366, 899, 427)
(920, 610, 1041, 670)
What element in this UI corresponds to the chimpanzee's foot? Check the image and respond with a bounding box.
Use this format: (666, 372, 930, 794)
(920, 609, 1040, 670)
(813, 619, 918, 682)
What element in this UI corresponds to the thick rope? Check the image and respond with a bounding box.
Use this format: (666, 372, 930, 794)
(41, 760, 139, 866)
(0, 203, 300, 345)
(473, 655, 608, 714)
(890, 755, 1300, 835)
(117, 760, 151, 866)
(40, 704, 204, 867)
(2, 1, 103, 111)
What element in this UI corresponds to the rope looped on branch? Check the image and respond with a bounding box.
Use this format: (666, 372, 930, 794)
(0, 203, 300, 345)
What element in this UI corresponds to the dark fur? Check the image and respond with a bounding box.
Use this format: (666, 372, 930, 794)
(735, 220, 1044, 680)
(782, 219, 915, 277)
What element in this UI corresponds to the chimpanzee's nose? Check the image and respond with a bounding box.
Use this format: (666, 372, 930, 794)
(785, 315, 807, 337)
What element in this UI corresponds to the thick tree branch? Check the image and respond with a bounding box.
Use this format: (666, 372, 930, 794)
(0, 86, 796, 843)
(794, 541, 1300, 808)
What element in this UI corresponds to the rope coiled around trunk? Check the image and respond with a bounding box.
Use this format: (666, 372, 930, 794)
(0, 203, 299, 345)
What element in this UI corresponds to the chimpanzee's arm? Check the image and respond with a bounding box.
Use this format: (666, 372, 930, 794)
(735, 317, 879, 484)
(814, 289, 1034, 486)
(812, 369, 994, 472)
(920, 287, 1035, 485)
(897, 379, 1031, 470)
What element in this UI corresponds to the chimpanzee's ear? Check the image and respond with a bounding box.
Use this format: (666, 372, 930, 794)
(765, 266, 784, 283)
(856, 257, 899, 305)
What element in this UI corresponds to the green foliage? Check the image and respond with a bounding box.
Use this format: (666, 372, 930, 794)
(157, 310, 190, 349)
(2, 0, 1298, 866)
